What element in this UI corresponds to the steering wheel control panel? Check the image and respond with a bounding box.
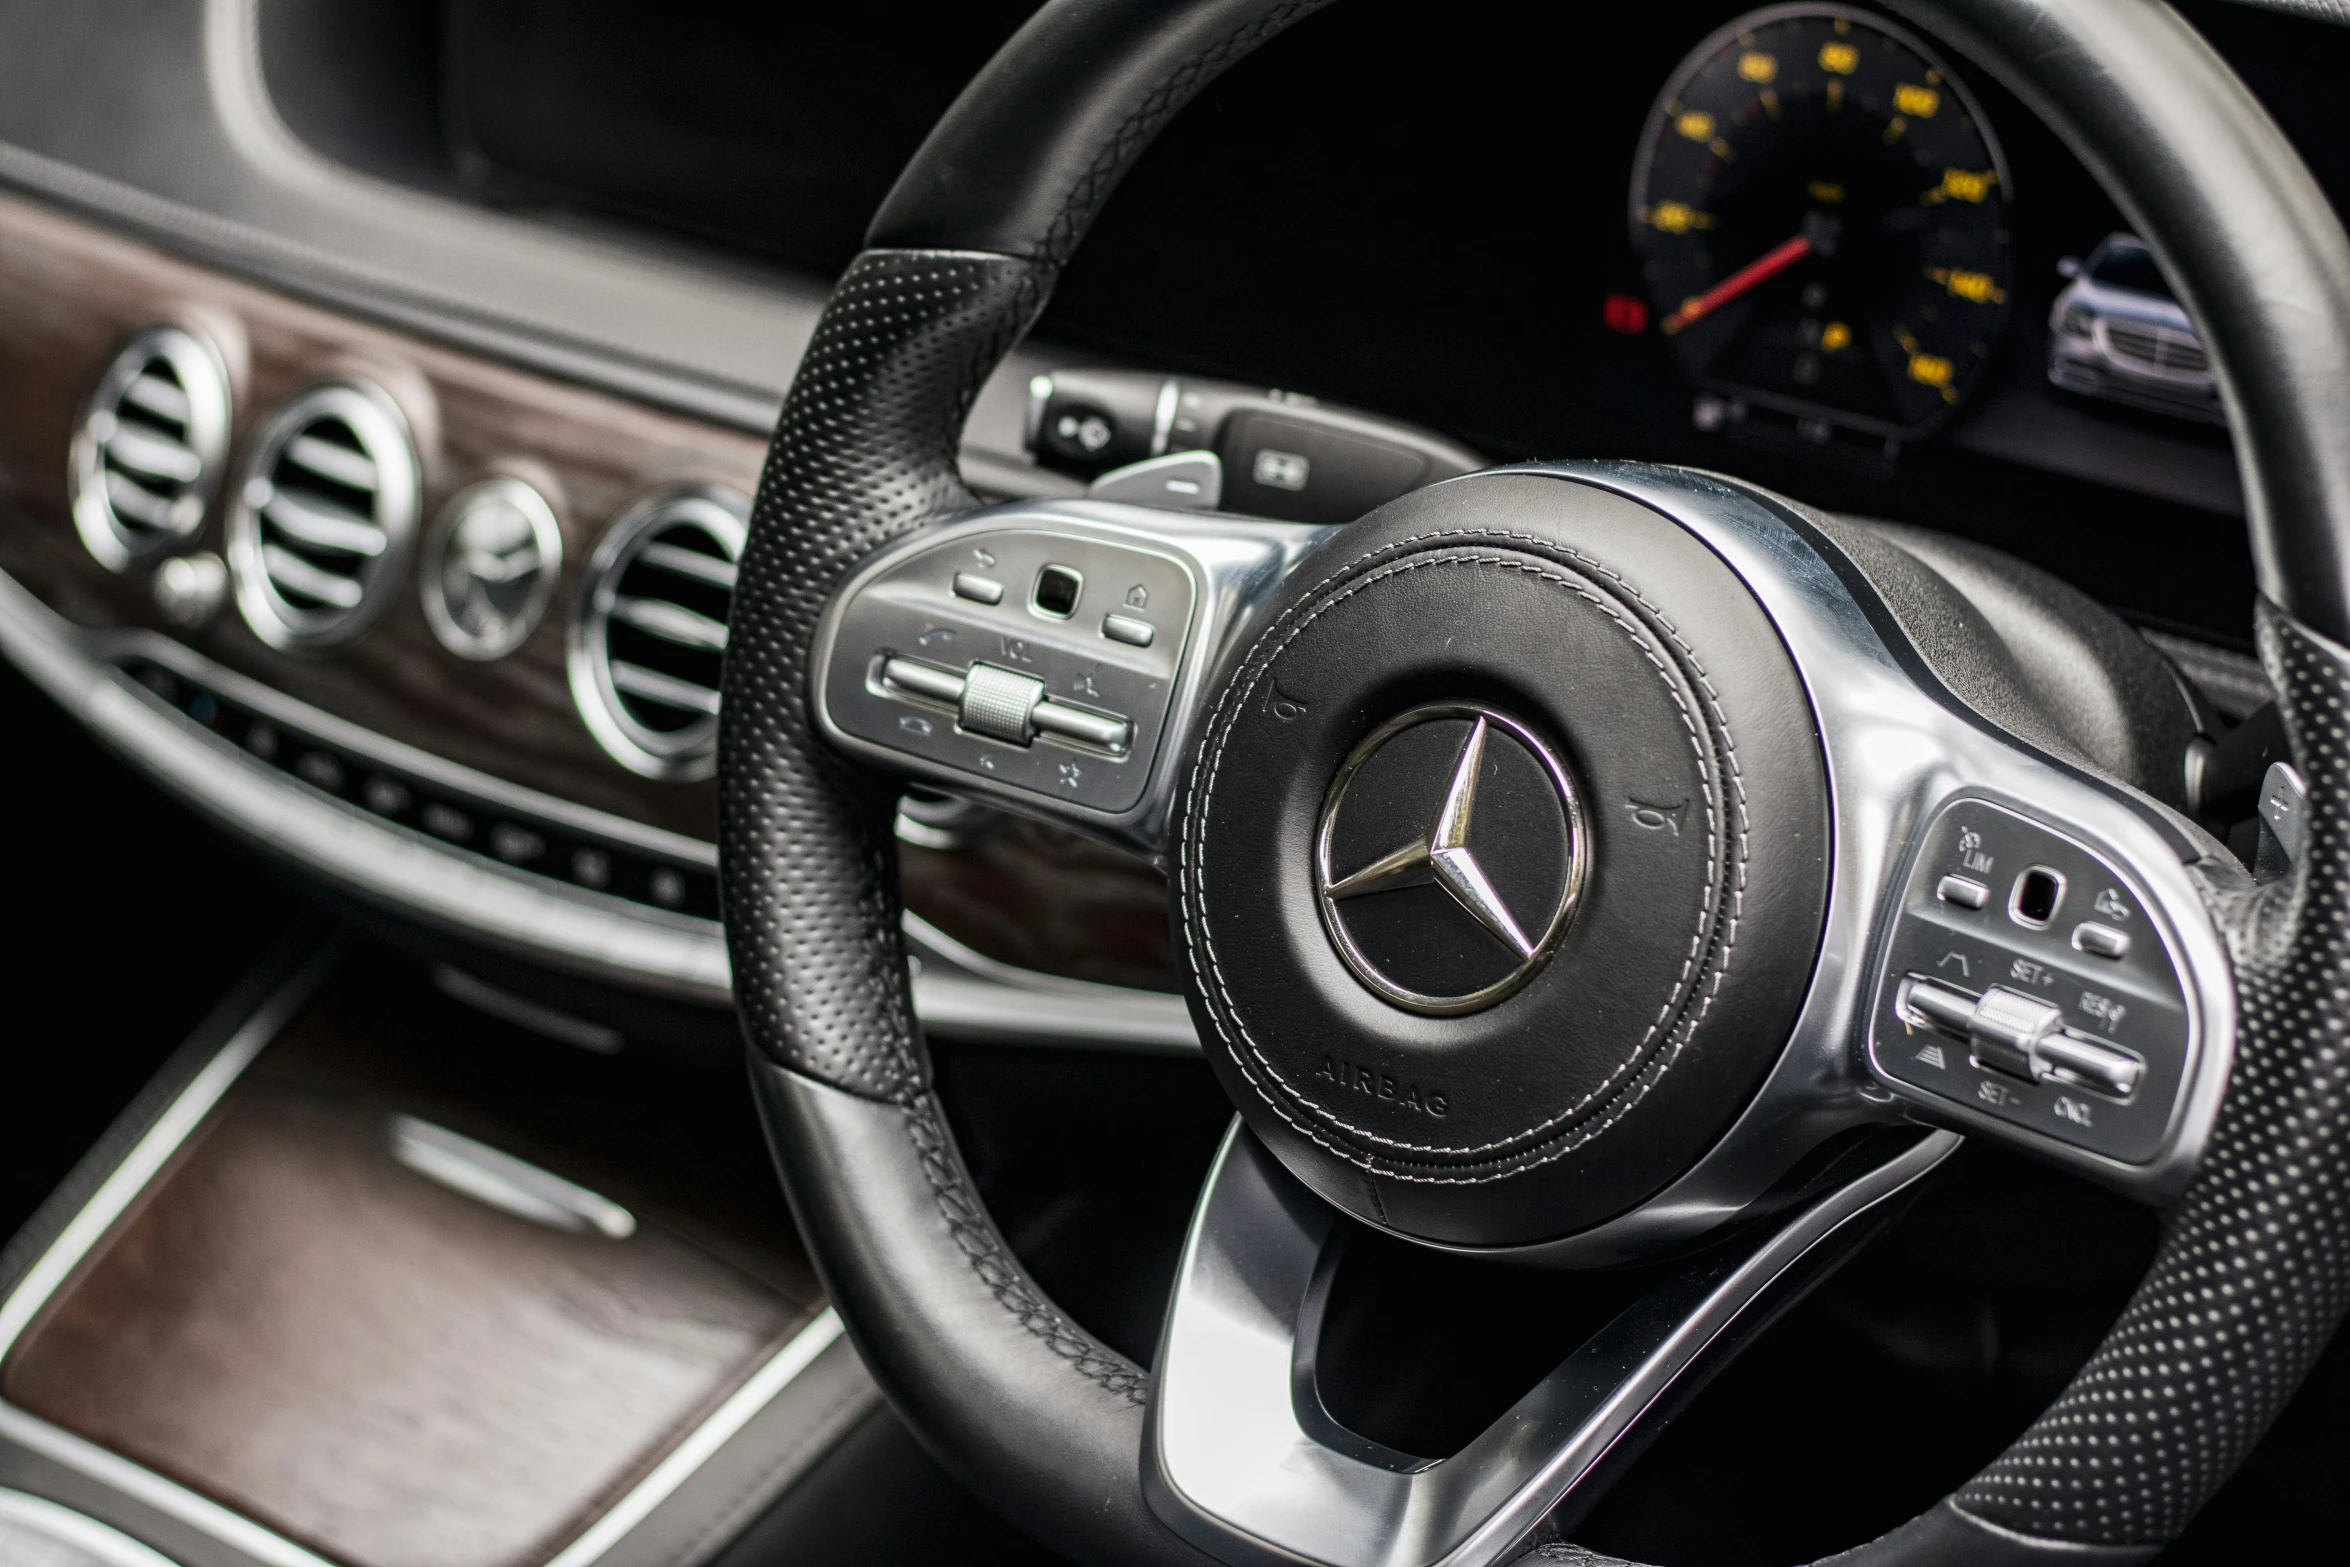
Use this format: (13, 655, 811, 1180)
(818, 527, 1196, 814)
(1868, 797, 2196, 1167)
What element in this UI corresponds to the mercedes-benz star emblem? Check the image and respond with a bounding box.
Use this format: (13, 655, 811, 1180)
(1314, 703, 1586, 1015)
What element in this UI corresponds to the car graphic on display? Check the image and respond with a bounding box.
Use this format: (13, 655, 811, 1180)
(2048, 231, 2226, 425)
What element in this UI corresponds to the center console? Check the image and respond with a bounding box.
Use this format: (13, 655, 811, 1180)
(0, 944, 872, 1567)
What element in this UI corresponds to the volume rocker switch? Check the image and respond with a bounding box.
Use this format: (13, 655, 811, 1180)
(878, 656, 1132, 755)
(959, 664, 1045, 744)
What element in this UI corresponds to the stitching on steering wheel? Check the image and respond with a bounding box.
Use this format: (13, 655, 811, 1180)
(1033, 0, 1338, 268)
(1187, 553, 1719, 1167)
(902, 1095, 1151, 1404)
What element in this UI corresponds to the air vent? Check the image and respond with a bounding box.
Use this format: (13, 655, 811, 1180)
(69, 326, 232, 571)
(569, 485, 748, 780)
(226, 382, 420, 650)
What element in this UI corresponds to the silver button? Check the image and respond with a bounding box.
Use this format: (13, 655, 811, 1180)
(154, 551, 228, 628)
(2072, 922, 2131, 959)
(1936, 874, 1988, 909)
(1102, 613, 1155, 647)
(952, 572, 1005, 605)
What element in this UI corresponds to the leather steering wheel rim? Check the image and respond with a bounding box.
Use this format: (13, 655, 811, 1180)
(717, 2, 2350, 1563)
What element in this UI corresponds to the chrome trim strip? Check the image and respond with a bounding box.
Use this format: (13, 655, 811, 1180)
(0, 1488, 189, 1567)
(0, 567, 1199, 1049)
(541, 1309, 846, 1567)
(431, 964, 627, 1055)
(1148, 1124, 1961, 1567)
(0, 949, 334, 1361)
(0, 1411, 333, 1567)
(386, 1115, 638, 1240)
(904, 914, 1199, 1055)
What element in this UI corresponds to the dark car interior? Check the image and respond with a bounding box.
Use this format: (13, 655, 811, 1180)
(2, 2, 2347, 1565)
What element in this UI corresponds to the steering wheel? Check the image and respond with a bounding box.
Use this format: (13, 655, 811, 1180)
(717, 0, 2350, 1562)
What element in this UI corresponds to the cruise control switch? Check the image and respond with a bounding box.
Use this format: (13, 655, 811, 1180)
(1025, 368, 1481, 525)
(1866, 797, 2204, 1174)
(1898, 978, 2144, 1099)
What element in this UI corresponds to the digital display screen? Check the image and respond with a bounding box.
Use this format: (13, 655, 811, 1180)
(444, 0, 1042, 276)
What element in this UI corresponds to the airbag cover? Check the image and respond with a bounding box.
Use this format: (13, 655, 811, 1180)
(1173, 473, 1829, 1245)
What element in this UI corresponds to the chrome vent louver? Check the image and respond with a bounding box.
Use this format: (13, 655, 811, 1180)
(569, 485, 748, 780)
(69, 326, 232, 571)
(226, 382, 420, 650)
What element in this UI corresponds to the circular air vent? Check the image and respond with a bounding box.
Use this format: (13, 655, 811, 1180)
(225, 382, 420, 650)
(569, 485, 747, 780)
(68, 325, 232, 571)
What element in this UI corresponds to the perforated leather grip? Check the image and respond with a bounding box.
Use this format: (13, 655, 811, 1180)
(717, 245, 1223, 1567)
(721, 250, 1046, 1100)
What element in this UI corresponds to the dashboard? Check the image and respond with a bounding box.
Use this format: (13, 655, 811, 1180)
(0, 0, 2339, 1040)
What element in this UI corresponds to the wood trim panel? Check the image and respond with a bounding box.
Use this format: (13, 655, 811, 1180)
(0, 189, 1173, 987)
(1, 955, 824, 1567)
(0, 190, 765, 839)
(903, 820, 1176, 991)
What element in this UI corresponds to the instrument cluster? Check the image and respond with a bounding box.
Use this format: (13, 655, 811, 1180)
(1621, 2, 2215, 467)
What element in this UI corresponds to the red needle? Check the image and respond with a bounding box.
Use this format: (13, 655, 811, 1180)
(1661, 232, 1813, 335)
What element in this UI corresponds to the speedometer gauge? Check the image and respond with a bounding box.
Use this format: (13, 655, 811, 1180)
(1630, 3, 2014, 443)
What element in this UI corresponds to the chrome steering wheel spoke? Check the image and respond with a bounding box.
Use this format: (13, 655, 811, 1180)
(1524, 463, 2239, 1210)
(1146, 1123, 1962, 1567)
(808, 499, 1333, 860)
